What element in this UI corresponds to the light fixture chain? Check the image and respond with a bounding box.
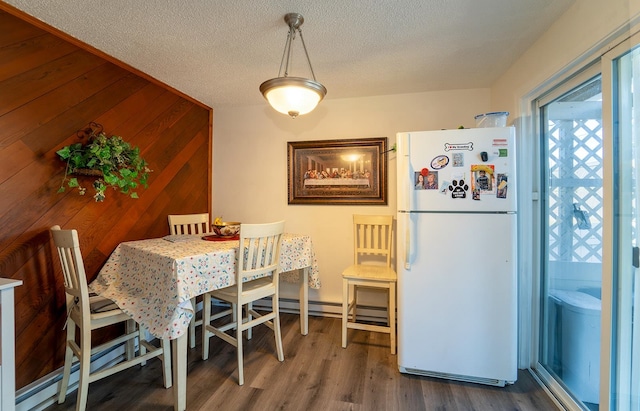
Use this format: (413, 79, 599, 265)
(297, 28, 317, 81)
(285, 28, 297, 77)
(278, 29, 293, 78)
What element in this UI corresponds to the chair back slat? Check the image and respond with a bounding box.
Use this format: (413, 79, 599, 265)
(237, 221, 285, 287)
(50, 226, 90, 317)
(168, 213, 210, 235)
(353, 215, 393, 267)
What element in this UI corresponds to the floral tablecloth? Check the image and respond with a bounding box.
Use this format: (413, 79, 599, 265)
(91, 233, 320, 339)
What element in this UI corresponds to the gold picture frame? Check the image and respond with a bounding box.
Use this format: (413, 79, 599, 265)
(287, 137, 388, 205)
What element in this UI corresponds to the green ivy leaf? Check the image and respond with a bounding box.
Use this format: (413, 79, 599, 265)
(103, 173, 118, 185)
(56, 146, 71, 159)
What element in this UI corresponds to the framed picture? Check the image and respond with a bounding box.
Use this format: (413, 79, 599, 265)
(287, 137, 388, 205)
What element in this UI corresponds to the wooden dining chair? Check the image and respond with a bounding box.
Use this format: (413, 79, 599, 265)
(341, 215, 397, 354)
(168, 213, 210, 236)
(202, 220, 285, 385)
(51, 226, 171, 411)
(168, 213, 212, 348)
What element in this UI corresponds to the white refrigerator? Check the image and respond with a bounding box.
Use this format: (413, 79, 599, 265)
(396, 127, 518, 386)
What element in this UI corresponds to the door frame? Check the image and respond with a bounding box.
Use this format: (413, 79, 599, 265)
(601, 29, 640, 411)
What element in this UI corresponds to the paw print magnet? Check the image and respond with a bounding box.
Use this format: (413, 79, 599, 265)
(448, 179, 469, 199)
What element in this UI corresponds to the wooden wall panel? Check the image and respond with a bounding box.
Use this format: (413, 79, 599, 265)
(0, 6, 212, 389)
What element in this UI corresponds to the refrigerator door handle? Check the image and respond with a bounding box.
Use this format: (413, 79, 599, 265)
(398, 133, 413, 212)
(405, 134, 413, 211)
(404, 212, 412, 270)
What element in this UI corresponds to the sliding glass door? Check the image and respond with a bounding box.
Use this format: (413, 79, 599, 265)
(538, 73, 603, 410)
(534, 34, 640, 411)
(609, 41, 640, 411)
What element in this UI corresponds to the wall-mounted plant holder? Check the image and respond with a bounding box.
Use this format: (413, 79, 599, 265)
(56, 123, 152, 202)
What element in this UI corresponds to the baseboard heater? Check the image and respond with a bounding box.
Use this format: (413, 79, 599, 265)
(399, 367, 512, 387)
(254, 297, 391, 323)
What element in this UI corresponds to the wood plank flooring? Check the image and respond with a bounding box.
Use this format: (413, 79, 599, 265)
(44, 313, 560, 410)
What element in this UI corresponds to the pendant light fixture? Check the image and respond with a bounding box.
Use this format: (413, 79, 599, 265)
(259, 13, 327, 119)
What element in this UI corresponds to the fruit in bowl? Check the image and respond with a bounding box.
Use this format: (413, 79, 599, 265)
(211, 221, 241, 237)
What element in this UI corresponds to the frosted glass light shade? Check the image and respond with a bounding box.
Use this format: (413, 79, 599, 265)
(260, 77, 327, 118)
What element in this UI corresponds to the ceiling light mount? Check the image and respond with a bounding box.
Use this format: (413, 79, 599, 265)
(259, 12, 327, 119)
(284, 12, 303, 32)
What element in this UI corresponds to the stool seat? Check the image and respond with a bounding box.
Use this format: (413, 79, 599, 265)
(343, 264, 396, 281)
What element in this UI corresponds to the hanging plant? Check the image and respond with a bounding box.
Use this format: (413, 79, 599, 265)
(56, 123, 152, 202)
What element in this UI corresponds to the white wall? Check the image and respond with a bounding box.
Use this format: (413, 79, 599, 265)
(492, 0, 638, 118)
(213, 89, 490, 309)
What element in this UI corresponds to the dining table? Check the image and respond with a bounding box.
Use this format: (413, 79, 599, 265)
(90, 232, 320, 411)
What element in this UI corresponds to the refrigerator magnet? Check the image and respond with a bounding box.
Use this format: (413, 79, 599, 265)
(425, 171, 438, 190)
(414, 172, 426, 190)
(496, 174, 508, 199)
(431, 155, 449, 169)
(448, 179, 469, 199)
(416, 170, 439, 190)
(452, 153, 464, 167)
(440, 181, 450, 195)
(470, 164, 495, 194)
(444, 142, 473, 151)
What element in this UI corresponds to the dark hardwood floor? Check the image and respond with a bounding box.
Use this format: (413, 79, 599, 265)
(43, 313, 560, 410)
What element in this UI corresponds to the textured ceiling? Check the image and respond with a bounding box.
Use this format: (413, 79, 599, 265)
(5, 0, 574, 109)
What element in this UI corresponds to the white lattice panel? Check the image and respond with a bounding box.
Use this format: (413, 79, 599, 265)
(547, 119, 603, 263)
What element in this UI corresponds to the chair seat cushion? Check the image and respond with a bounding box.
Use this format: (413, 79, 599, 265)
(342, 264, 396, 281)
(88, 294, 121, 313)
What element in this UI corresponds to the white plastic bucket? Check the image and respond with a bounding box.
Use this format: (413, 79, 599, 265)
(474, 111, 509, 128)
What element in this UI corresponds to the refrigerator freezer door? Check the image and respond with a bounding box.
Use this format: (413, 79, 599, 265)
(397, 127, 516, 213)
(397, 211, 518, 385)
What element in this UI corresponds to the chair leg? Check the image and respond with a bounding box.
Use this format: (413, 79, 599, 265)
(130, 320, 145, 366)
(57, 322, 75, 404)
(202, 293, 211, 360)
(232, 303, 239, 337)
(161, 338, 172, 388)
(273, 294, 284, 362)
(125, 319, 136, 361)
(237, 325, 244, 386)
(232, 303, 237, 325)
(352, 284, 358, 322)
(76, 325, 92, 411)
(386, 289, 392, 326)
(246, 302, 253, 340)
(342, 278, 349, 348)
(389, 282, 397, 355)
(189, 297, 197, 349)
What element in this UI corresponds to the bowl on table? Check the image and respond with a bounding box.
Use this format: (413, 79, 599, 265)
(211, 221, 241, 237)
